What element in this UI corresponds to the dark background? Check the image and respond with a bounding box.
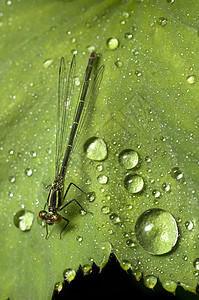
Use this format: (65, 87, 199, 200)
(52, 254, 199, 300)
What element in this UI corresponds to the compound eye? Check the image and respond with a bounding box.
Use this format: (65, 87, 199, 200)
(38, 210, 47, 219)
(54, 214, 62, 223)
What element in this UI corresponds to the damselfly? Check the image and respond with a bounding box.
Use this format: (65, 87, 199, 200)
(39, 51, 104, 239)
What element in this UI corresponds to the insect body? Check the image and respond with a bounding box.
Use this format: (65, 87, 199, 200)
(39, 51, 104, 239)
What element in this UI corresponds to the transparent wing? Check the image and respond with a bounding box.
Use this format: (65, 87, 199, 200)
(55, 55, 76, 178)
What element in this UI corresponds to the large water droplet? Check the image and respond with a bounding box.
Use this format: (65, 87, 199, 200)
(107, 37, 119, 50)
(143, 275, 158, 289)
(124, 174, 144, 194)
(135, 208, 178, 255)
(63, 268, 76, 282)
(84, 137, 107, 161)
(13, 209, 34, 231)
(186, 75, 197, 85)
(118, 149, 139, 169)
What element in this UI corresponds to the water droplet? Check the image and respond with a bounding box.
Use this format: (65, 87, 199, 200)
(124, 32, 133, 40)
(9, 176, 16, 183)
(135, 208, 178, 255)
(161, 280, 177, 293)
(84, 137, 107, 161)
(63, 268, 76, 282)
(43, 58, 53, 69)
(135, 70, 142, 77)
(118, 149, 139, 169)
(162, 182, 171, 192)
(9, 149, 14, 155)
(109, 213, 121, 224)
(124, 174, 144, 194)
(107, 37, 119, 50)
(13, 209, 34, 231)
(97, 174, 108, 184)
(25, 168, 33, 177)
(157, 17, 168, 27)
(166, 0, 175, 4)
(144, 275, 158, 289)
(76, 236, 83, 242)
(193, 258, 199, 270)
(30, 151, 37, 158)
(170, 167, 184, 180)
(86, 191, 96, 202)
(152, 189, 161, 198)
(126, 239, 136, 248)
(96, 164, 103, 171)
(145, 156, 152, 163)
(121, 260, 132, 271)
(54, 282, 63, 293)
(82, 264, 92, 275)
(186, 75, 197, 85)
(101, 206, 111, 214)
(184, 220, 194, 230)
(115, 60, 123, 68)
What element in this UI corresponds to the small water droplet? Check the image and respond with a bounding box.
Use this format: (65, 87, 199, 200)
(135, 70, 142, 77)
(118, 149, 139, 169)
(107, 37, 119, 50)
(170, 167, 184, 180)
(162, 182, 171, 192)
(186, 75, 197, 85)
(9, 149, 14, 155)
(157, 17, 168, 27)
(166, 0, 175, 3)
(109, 213, 121, 224)
(54, 282, 63, 293)
(193, 258, 199, 270)
(124, 174, 144, 194)
(152, 189, 161, 198)
(63, 268, 76, 282)
(82, 264, 92, 275)
(124, 32, 133, 40)
(144, 275, 158, 289)
(115, 60, 123, 68)
(76, 236, 83, 242)
(13, 209, 34, 231)
(43, 58, 53, 68)
(145, 156, 152, 163)
(30, 151, 37, 158)
(135, 208, 178, 255)
(86, 191, 96, 202)
(97, 174, 108, 184)
(25, 168, 33, 177)
(84, 137, 107, 161)
(184, 220, 194, 230)
(96, 164, 103, 171)
(101, 206, 111, 214)
(9, 176, 16, 183)
(126, 239, 136, 248)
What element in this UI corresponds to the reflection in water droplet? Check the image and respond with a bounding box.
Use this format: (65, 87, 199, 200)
(186, 75, 197, 85)
(107, 37, 119, 50)
(135, 208, 178, 255)
(118, 149, 139, 169)
(97, 174, 108, 184)
(13, 209, 34, 231)
(63, 268, 76, 282)
(124, 174, 144, 194)
(84, 137, 107, 161)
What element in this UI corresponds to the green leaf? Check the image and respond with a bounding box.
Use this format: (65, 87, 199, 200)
(0, 0, 198, 299)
